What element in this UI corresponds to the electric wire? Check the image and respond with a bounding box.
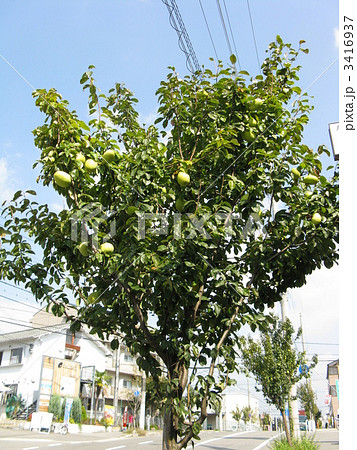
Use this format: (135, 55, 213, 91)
(215, 0, 237, 72)
(0, 293, 41, 311)
(161, 0, 201, 75)
(222, 0, 241, 70)
(198, 0, 219, 62)
(246, 0, 261, 74)
(0, 279, 34, 295)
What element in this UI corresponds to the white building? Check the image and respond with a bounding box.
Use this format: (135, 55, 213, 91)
(0, 306, 142, 423)
(205, 389, 260, 431)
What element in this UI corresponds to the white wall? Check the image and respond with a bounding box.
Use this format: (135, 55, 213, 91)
(0, 328, 108, 407)
(0, 332, 66, 405)
(75, 333, 107, 372)
(222, 392, 259, 427)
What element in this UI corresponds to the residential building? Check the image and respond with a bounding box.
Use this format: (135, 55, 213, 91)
(204, 389, 260, 431)
(0, 306, 143, 424)
(326, 359, 339, 427)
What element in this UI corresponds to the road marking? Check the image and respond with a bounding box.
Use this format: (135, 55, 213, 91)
(48, 445, 63, 447)
(138, 440, 154, 445)
(105, 446, 126, 450)
(22, 447, 39, 450)
(192, 431, 252, 447)
(251, 432, 284, 450)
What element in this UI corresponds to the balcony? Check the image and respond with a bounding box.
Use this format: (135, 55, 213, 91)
(65, 342, 80, 360)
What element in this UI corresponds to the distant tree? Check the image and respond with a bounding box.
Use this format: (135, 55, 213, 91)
(145, 375, 166, 421)
(261, 413, 271, 430)
(239, 317, 317, 446)
(241, 405, 253, 428)
(297, 382, 319, 423)
(94, 370, 111, 423)
(231, 406, 242, 429)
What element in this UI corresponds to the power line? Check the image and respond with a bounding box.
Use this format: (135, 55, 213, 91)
(296, 341, 339, 346)
(222, 0, 241, 70)
(198, 0, 219, 62)
(0, 280, 34, 295)
(0, 293, 40, 311)
(215, 0, 237, 72)
(162, 0, 201, 74)
(246, 0, 261, 74)
(0, 317, 114, 348)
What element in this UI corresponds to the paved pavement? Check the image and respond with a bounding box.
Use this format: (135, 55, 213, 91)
(312, 429, 339, 449)
(0, 425, 338, 449)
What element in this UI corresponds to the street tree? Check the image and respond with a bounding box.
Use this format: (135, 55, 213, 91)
(241, 405, 254, 429)
(0, 36, 338, 449)
(231, 405, 242, 430)
(94, 370, 111, 423)
(239, 317, 318, 446)
(297, 382, 319, 423)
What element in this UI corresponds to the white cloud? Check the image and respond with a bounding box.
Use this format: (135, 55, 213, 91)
(334, 27, 339, 48)
(139, 111, 159, 126)
(0, 157, 16, 203)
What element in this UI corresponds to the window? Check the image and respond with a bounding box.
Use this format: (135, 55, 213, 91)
(329, 366, 338, 376)
(330, 385, 337, 397)
(10, 348, 23, 365)
(123, 380, 132, 389)
(124, 354, 133, 363)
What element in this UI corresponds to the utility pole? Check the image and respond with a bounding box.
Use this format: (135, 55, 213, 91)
(247, 374, 252, 430)
(280, 293, 300, 439)
(139, 372, 146, 429)
(113, 340, 122, 427)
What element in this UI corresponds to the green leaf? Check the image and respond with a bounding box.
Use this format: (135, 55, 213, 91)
(230, 54, 237, 65)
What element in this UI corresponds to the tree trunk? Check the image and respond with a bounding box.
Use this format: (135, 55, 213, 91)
(162, 406, 179, 450)
(281, 409, 292, 446)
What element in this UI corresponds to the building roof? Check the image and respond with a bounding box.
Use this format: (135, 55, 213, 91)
(327, 359, 339, 367)
(0, 323, 68, 345)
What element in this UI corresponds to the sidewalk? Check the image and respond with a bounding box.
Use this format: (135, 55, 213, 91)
(311, 429, 339, 449)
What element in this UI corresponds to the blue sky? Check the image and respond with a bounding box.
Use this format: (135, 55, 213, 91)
(0, 0, 339, 413)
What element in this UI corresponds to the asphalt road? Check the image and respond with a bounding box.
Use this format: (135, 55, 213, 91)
(0, 428, 339, 450)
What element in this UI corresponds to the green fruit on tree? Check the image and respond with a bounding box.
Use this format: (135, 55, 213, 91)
(249, 98, 264, 110)
(304, 190, 313, 199)
(242, 129, 255, 143)
(311, 212, 322, 225)
(78, 242, 90, 257)
(85, 159, 98, 172)
(175, 197, 185, 212)
(291, 168, 301, 180)
(54, 171, 72, 188)
(127, 206, 137, 216)
(103, 149, 115, 163)
(249, 117, 257, 126)
(100, 242, 114, 255)
(303, 174, 319, 185)
(177, 172, 190, 187)
(76, 153, 86, 164)
(88, 292, 99, 304)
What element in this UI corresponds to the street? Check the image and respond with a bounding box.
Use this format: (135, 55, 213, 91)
(0, 428, 339, 450)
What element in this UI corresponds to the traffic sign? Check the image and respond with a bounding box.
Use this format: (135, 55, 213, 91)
(299, 364, 309, 375)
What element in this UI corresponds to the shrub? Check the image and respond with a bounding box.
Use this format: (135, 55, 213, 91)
(269, 434, 319, 449)
(81, 405, 87, 423)
(48, 394, 61, 421)
(71, 398, 82, 424)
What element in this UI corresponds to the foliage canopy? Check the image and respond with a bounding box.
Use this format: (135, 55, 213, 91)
(0, 36, 338, 449)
